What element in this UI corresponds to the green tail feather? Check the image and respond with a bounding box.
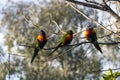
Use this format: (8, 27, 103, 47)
(48, 43, 61, 56)
(93, 41, 102, 53)
(31, 48, 39, 63)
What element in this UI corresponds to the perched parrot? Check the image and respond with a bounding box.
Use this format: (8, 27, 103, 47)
(84, 26, 102, 53)
(31, 30, 47, 63)
(48, 30, 73, 56)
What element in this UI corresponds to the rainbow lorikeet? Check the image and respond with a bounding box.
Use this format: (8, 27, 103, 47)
(48, 30, 73, 56)
(31, 30, 47, 63)
(84, 26, 102, 53)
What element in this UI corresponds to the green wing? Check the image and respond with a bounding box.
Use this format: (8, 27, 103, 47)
(60, 33, 67, 43)
(31, 41, 40, 63)
(48, 33, 67, 56)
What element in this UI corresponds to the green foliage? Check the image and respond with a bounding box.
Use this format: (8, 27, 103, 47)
(0, 62, 8, 80)
(102, 69, 120, 80)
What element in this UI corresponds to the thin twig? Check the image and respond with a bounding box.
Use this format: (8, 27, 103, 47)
(9, 53, 29, 58)
(49, 46, 77, 60)
(66, 0, 120, 21)
(8, 53, 10, 80)
(19, 44, 34, 48)
(85, 0, 103, 6)
(49, 13, 66, 34)
(6, 52, 120, 73)
(23, 16, 40, 29)
(66, 2, 120, 37)
(98, 33, 113, 38)
(39, 45, 77, 62)
(66, 0, 104, 11)
(90, 68, 120, 73)
(19, 41, 120, 50)
(107, 0, 120, 2)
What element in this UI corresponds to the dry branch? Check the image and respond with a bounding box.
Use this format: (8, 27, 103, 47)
(66, 0, 120, 21)
(66, 2, 120, 37)
(19, 41, 120, 50)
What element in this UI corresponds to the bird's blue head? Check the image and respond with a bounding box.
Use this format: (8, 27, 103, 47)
(40, 30, 46, 36)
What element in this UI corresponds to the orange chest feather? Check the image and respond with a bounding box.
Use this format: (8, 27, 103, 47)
(84, 30, 94, 38)
(61, 34, 73, 46)
(66, 34, 73, 40)
(37, 35, 47, 41)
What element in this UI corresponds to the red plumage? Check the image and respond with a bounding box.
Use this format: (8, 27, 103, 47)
(84, 27, 102, 53)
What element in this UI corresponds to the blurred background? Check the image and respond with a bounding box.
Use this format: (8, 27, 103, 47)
(0, 0, 120, 80)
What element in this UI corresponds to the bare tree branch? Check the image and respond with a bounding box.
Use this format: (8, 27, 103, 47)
(66, 0, 120, 21)
(44, 46, 77, 62)
(66, 2, 120, 37)
(85, 0, 103, 6)
(66, 0, 104, 10)
(49, 13, 66, 34)
(23, 16, 41, 29)
(103, 0, 120, 21)
(89, 68, 120, 73)
(19, 41, 120, 50)
(107, 0, 120, 2)
(7, 53, 120, 73)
